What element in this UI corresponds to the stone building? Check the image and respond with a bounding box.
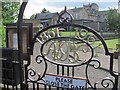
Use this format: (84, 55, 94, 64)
(66, 3, 99, 22)
(35, 3, 109, 31)
(61, 3, 107, 31)
(35, 12, 59, 27)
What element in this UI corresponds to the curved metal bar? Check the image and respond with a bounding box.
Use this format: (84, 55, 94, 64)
(85, 59, 117, 90)
(27, 55, 47, 82)
(31, 23, 109, 55)
(101, 77, 115, 89)
(17, 0, 30, 66)
(85, 60, 100, 89)
(31, 23, 118, 89)
(17, 1, 118, 89)
(17, 1, 29, 62)
(17, 0, 29, 89)
(40, 37, 94, 67)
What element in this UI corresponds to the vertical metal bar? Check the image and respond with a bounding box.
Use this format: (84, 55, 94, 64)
(5, 61, 7, 86)
(49, 86, 51, 90)
(71, 67, 74, 90)
(57, 64, 59, 75)
(44, 84, 47, 90)
(66, 66, 69, 90)
(17, 1, 29, 90)
(62, 65, 64, 90)
(62, 66, 64, 75)
(33, 83, 35, 90)
(12, 85, 14, 90)
(7, 84, 9, 89)
(67, 66, 69, 76)
(57, 64, 59, 90)
(109, 54, 118, 89)
(37, 83, 39, 90)
(15, 85, 18, 90)
(115, 76, 118, 90)
(72, 67, 74, 76)
(3, 84, 6, 88)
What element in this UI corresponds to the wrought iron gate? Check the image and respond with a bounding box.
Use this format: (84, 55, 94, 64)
(1, 1, 119, 90)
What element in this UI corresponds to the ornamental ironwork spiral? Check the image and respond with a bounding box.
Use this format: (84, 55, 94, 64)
(101, 77, 115, 89)
(27, 55, 47, 82)
(86, 60, 115, 89)
(18, 1, 118, 90)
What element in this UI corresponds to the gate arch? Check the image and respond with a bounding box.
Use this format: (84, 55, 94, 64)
(17, 1, 118, 90)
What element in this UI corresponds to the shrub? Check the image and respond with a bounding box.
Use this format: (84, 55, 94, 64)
(0, 25, 6, 47)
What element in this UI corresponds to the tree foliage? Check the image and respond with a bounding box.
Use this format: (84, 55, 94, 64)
(2, 2, 20, 25)
(0, 25, 6, 47)
(1, 2, 20, 47)
(41, 8, 50, 13)
(105, 8, 120, 31)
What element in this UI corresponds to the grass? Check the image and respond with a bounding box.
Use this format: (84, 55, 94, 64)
(104, 38, 119, 51)
(93, 38, 119, 51)
(60, 31, 119, 51)
(59, 31, 117, 37)
(60, 31, 93, 36)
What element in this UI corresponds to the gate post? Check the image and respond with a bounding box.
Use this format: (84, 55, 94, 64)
(17, 0, 29, 90)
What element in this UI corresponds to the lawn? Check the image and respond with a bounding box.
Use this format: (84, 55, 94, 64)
(93, 38, 119, 51)
(104, 38, 119, 51)
(60, 31, 119, 51)
(59, 31, 117, 36)
(60, 31, 93, 36)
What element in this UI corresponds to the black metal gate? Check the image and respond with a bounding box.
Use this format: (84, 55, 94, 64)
(0, 1, 119, 90)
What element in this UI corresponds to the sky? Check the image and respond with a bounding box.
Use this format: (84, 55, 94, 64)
(23, 0, 119, 18)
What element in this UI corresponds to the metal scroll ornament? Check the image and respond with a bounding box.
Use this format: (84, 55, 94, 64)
(27, 6, 118, 90)
(27, 55, 47, 82)
(41, 37, 94, 66)
(57, 6, 73, 24)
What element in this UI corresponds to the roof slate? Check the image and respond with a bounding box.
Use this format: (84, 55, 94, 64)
(35, 12, 59, 20)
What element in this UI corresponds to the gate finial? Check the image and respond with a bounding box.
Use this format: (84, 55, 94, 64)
(57, 6, 73, 24)
(65, 6, 67, 11)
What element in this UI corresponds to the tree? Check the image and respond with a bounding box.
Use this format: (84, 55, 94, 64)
(105, 8, 120, 31)
(30, 14, 36, 19)
(1, 2, 20, 47)
(41, 8, 50, 13)
(2, 2, 20, 25)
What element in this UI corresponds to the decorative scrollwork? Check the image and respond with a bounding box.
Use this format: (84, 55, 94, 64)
(86, 60, 101, 89)
(35, 55, 44, 64)
(27, 55, 47, 82)
(27, 68, 41, 82)
(78, 29, 88, 39)
(101, 77, 115, 89)
(57, 6, 73, 24)
(86, 60, 115, 89)
(41, 37, 94, 66)
(27, 4, 117, 90)
(90, 60, 101, 69)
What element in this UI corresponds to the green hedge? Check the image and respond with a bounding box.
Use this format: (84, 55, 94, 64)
(0, 25, 6, 47)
